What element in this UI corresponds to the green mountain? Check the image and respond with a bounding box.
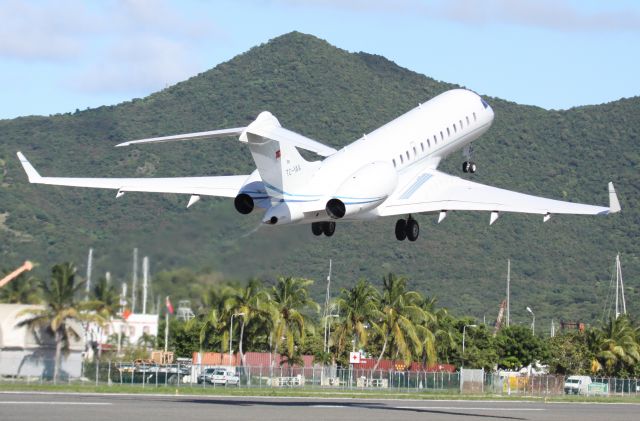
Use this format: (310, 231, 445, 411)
(1, 32, 638, 329)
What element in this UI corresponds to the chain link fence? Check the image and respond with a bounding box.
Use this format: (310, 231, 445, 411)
(1, 357, 638, 397)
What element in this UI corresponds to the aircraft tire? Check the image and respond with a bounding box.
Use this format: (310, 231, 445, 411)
(469, 162, 477, 173)
(462, 161, 469, 173)
(323, 221, 336, 237)
(311, 222, 323, 236)
(395, 219, 407, 241)
(406, 219, 419, 241)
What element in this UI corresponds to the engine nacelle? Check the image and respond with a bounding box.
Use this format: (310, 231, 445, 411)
(263, 202, 304, 225)
(326, 161, 398, 219)
(234, 193, 254, 214)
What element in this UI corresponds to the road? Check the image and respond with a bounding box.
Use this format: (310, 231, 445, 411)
(1, 392, 639, 421)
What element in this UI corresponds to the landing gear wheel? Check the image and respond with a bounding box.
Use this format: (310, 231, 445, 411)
(405, 219, 419, 241)
(323, 221, 336, 237)
(462, 161, 470, 173)
(311, 222, 323, 236)
(469, 162, 477, 174)
(395, 219, 407, 241)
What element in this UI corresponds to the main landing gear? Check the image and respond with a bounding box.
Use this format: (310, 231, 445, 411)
(395, 216, 419, 241)
(312, 221, 336, 237)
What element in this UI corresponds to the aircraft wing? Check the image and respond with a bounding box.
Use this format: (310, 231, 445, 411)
(17, 152, 248, 198)
(379, 170, 620, 219)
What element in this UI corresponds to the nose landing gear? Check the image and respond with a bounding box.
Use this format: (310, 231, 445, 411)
(462, 145, 477, 173)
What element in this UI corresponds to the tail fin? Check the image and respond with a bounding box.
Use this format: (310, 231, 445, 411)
(240, 112, 320, 202)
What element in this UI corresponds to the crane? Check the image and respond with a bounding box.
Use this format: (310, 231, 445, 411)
(0, 261, 34, 289)
(493, 299, 507, 336)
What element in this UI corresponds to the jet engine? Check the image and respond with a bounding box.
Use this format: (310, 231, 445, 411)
(234, 193, 254, 214)
(326, 161, 398, 219)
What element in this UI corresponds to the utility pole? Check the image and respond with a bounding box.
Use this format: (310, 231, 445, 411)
(506, 259, 511, 328)
(85, 248, 93, 301)
(142, 256, 149, 314)
(323, 259, 332, 354)
(131, 248, 138, 313)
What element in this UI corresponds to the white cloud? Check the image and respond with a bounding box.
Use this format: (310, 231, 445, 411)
(71, 36, 201, 94)
(0, 0, 94, 60)
(270, 0, 640, 32)
(0, 0, 222, 93)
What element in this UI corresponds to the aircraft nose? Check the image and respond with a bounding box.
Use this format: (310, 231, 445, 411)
(480, 97, 494, 121)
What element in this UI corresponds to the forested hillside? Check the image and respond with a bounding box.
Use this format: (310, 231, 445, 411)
(1, 32, 638, 328)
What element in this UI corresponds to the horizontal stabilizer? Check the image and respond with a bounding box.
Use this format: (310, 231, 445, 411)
(115, 127, 246, 147)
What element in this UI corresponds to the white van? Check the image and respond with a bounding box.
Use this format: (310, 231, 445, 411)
(564, 375, 592, 395)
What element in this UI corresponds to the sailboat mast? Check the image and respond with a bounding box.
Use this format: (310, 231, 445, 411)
(506, 259, 511, 328)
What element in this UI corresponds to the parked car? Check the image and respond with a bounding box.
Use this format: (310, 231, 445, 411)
(197, 368, 217, 384)
(564, 375, 592, 395)
(211, 369, 240, 386)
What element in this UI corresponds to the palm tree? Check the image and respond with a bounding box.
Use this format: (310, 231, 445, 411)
(333, 279, 381, 357)
(416, 296, 441, 367)
(199, 285, 234, 353)
(371, 273, 425, 372)
(91, 276, 120, 319)
(593, 316, 640, 375)
(269, 277, 320, 366)
(18, 263, 105, 383)
(225, 279, 270, 367)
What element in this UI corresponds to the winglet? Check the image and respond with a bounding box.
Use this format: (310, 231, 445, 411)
(16, 152, 42, 183)
(608, 182, 621, 214)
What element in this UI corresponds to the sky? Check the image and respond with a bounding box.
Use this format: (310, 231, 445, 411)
(0, 0, 639, 119)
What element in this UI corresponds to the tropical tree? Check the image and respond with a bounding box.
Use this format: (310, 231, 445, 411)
(199, 285, 234, 353)
(90, 276, 120, 319)
(225, 279, 270, 366)
(18, 263, 105, 383)
(371, 273, 425, 371)
(495, 325, 548, 371)
(333, 279, 381, 358)
(591, 316, 640, 376)
(269, 277, 320, 366)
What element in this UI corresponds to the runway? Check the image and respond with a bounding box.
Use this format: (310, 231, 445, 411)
(1, 392, 639, 421)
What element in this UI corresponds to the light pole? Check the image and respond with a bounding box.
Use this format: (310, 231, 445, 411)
(526, 306, 535, 336)
(229, 312, 245, 360)
(462, 324, 477, 358)
(324, 314, 339, 353)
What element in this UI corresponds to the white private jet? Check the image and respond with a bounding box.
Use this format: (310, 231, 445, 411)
(17, 89, 620, 241)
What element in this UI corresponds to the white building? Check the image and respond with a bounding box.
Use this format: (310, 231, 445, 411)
(95, 313, 159, 349)
(0, 304, 85, 378)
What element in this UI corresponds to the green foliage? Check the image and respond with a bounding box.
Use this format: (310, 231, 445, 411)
(495, 325, 548, 371)
(546, 331, 593, 375)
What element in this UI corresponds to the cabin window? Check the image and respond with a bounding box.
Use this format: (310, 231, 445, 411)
(392, 159, 396, 167)
(413, 146, 417, 156)
(406, 151, 410, 160)
(453, 123, 457, 133)
(433, 135, 437, 145)
(473, 112, 477, 121)
(440, 131, 443, 141)
(427, 139, 430, 148)
(460, 119, 463, 129)
(466, 116, 470, 125)
(420, 142, 424, 152)
(400, 155, 403, 164)
(447, 127, 451, 136)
